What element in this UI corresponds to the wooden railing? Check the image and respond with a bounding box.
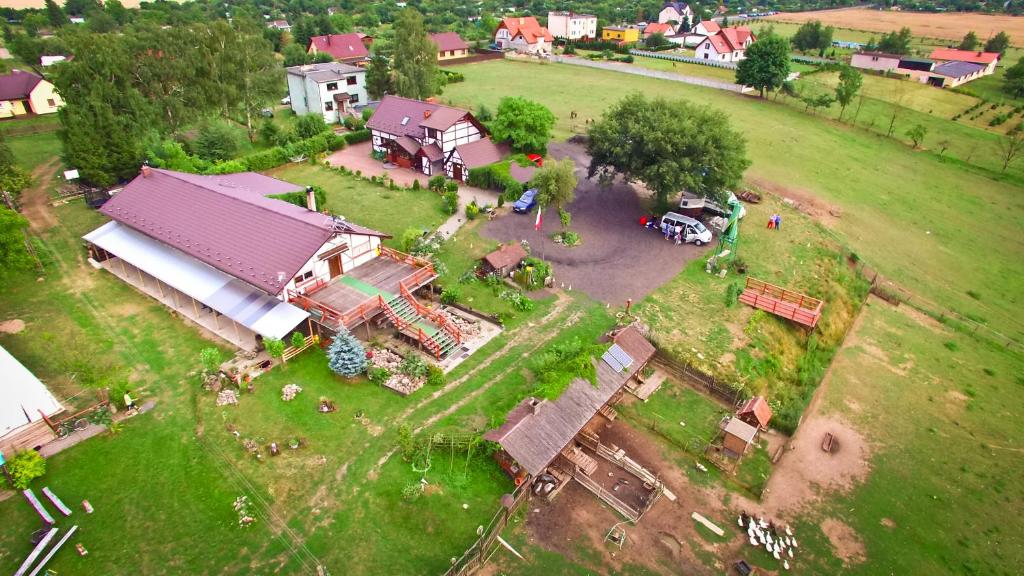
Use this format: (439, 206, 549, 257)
(744, 277, 823, 312)
(399, 282, 462, 345)
(573, 470, 640, 523)
(340, 294, 385, 328)
(380, 245, 433, 269)
(399, 264, 437, 290)
(380, 294, 443, 359)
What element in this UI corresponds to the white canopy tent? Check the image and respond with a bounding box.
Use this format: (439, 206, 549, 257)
(84, 221, 309, 340)
(1, 345, 63, 438)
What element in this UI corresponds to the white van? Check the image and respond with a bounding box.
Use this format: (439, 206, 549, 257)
(659, 212, 713, 246)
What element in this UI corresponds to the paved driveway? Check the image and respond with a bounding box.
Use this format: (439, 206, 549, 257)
(480, 142, 709, 304)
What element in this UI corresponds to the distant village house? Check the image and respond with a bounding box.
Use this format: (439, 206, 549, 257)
(0, 69, 63, 118)
(546, 11, 597, 41)
(494, 16, 553, 55)
(307, 33, 371, 65)
(429, 32, 470, 61)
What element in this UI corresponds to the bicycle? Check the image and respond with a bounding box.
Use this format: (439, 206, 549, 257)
(55, 417, 89, 439)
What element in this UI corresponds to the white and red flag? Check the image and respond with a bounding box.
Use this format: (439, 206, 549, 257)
(534, 207, 543, 231)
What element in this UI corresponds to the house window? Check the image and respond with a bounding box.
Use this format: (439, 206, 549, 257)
(325, 102, 334, 111)
(293, 270, 314, 284)
(350, 93, 359, 103)
(46, 99, 55, 107)
(326, 82, 338, 91)
(400, 116, 410, 126)
(346, 76, 357, 85)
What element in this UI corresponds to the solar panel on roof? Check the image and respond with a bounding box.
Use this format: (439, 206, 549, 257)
(608, 344, 634, 369)
(601, 349, 625, 373)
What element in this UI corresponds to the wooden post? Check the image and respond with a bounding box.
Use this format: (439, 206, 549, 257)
(213, 312, 220, 330)
(232, 319, 240, 341)
(172, 289, 180, 309)
(191, 297, 200, 318)
(119, 258, 127, 277)
(135, 264, 145, 287)
(155, 278, 165, 298)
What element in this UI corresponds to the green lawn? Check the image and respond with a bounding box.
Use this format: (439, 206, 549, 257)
(442, 60, 1024, 343)
(266, 163, 449, 247)
(580, 49, 739, 82)
(7, 131, 62, 171)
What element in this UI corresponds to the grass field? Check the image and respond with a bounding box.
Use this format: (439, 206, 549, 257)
(7, 131, 61, 171)
(791, 298, 1024, 574)
(767, 7, 1024, 45)
(443, 60, 1024, 342)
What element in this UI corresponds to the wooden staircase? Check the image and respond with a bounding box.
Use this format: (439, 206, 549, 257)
(381, 290, 461, 360)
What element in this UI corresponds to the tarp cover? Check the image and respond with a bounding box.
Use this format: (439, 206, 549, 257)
(1, 345, 63, 438)
(84, 221, 308, 340)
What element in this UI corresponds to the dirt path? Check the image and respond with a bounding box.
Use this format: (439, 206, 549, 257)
(19, 159, 61, 231)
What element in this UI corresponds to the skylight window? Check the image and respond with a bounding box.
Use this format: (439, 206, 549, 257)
(400, 116, 410, 126)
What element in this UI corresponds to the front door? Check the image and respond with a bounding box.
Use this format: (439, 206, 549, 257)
(328, 255, 343, 278)
(453, 163, 463, 181)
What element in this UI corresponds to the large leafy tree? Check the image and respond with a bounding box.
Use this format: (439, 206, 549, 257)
(877, 27, 913, 55)
(790, 20, 833, 55)
(44, 0, 65, 28)
(587, 93, 749, 208)
(1004, 58, 1024, 98)
(393, 8, 438, 100)
(0, 132, 31, 196)
(736, 34, 790, 98)
(985, 31, 1010, 57)
(958, 31, 979, 51)
(534, 157, 578, 213)
(0, 207, 33, 275)
(834, 64, 863, 122)
(365, 43, 394, 99)
(489, 97, 555, 154)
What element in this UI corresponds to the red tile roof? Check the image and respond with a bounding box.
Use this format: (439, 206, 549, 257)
(308, 33, 369, 62)
(100, 168, 385, 295)
(429, 31, 469, 53)
(0, 70, 43, 101)
(929, 48, 999, 64)
(644, 22, 673, 37)
(453, 138, 508, 169)
(699, 20, 720, 34)
(483, 242, 527, 271)
(737, 396, 773, 429)
(703, 34, 731, 54)
(499, 16, 552, 44)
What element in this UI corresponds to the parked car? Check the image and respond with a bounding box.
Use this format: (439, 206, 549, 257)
(513, 188, 539, 213)
(260, 108, 274, 118)
(280, 95, 291, 105)
(659, 212, 713, 246)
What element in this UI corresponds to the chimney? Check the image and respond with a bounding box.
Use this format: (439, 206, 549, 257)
(141, 163, 151, 178)
(423, 110, 432, 119)
(529, 397, 543, 414)
(306, 186, 317, 212)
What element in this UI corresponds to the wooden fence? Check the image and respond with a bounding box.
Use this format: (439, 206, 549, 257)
(441, 482, 531, 576)
(651, 351, 743, 407)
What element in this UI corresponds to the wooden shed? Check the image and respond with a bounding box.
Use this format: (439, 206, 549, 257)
(736, 396, 773, 431)
(481, 243, 528, 277)
(721, 417, 758, 459)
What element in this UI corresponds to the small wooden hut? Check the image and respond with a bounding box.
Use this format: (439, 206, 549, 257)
(481, 243, 528, 277)
(736, 396, 773, 431)
(721, 417, 758, 459)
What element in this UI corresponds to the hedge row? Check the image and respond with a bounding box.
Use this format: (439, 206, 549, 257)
(206, 130, 368, 174)
(467, 160, 524, 197)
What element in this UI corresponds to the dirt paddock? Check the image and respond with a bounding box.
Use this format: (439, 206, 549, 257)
(481, 141, 709, 304)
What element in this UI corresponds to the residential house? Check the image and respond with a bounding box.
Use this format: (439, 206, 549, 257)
(307, 33, 371, 65)
(0, 70, 63, 118)
(429, 32, 470, 61)
(267, 19, 291, 31)
(40, 55, 67, 67)
(494, 16, 553, 55)
(286, 62, 367, 123)
(602, 25, 641, 45)
(367, 95, 486, 177)
(1, 345, 63, 454)
(928, 60, 987, 87)
(445, 137, 508, 182)
(928, 48, 999, 75)
(658, 1, 692, 26)
(692, 20, 720, 36)
(850, 51, 902, 72)
(546, 11, 597, 40)
(695, 27, 755, 62)
(643, 22, 675, 38)
(81, 167, 456, 356)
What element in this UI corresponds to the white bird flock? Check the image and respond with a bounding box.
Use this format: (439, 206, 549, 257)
(739, 513, 798, 571)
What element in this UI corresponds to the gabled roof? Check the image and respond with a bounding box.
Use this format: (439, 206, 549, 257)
(702, 34, 731, 54)
(429, 31, 469, 52)
(644, 22, 674, 36)
(308, 33, 370, 62)
(286, 62, 364, 84)
(856, 51, 903, 60)
(483, 242, 527, 270)
(724, 417, 758, 444)
(0, 70, 43, 101)
(929, 48, 999, 64)
(720, 27, 754, 50)
(662, 1, 690, 15)
(698, 20, 721, 34)
(499, 16, 553, 43)
(453, 138, 508, 169)
(933, 60, 985, 78)
(1, 345, 63, 438)
(611, 324, 656, 368)
(99, 168, 385, 295)
(737, 396, 773, 429)
(366, 95, 472, 139)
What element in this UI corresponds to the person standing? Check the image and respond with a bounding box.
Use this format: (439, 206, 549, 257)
(124, 390, 138, 414)
(767, 215, 775, 229)
(774, 214, 782, 230)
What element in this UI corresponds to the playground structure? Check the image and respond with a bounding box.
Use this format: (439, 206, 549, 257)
(739, 277, 824, 329)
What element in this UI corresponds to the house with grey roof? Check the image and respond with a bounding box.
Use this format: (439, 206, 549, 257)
(286, 62, 367, 124)
(367, 95, 496, 178)
(82, 166, 455, 357)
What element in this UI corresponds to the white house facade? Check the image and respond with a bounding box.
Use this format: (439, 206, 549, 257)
(367, 96, 486, 176)
(286, 63, 367, 124)
(547, 11, 598, 40)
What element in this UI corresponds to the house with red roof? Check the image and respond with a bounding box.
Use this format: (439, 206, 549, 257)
(0, 69, 63, 118)
(928, 48, 999, 76)
(307, 33, 371, 65)
(695, 26, 755, 63)
(82, 167, 455, 357)
(368, 95, 504, 181)
(430, 32, 470, 61)
(643, 22, 675, 38)
(494, 16, 553, 55)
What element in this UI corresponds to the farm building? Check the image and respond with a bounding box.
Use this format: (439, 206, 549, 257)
(928, 60, 986, 87)
(494, 16, 553, 55)
(367, 95, 487, 178)
(737, 396, 773, 431)
(546, 11, 597, 40)
(286, 62, 367, 124)
(720, 417, 758, 458)
(850, 51, 902, 72)
(484, 327, 668, 522)
(0, 345, 63, 454)
(928, 48, 999, 75)
(429, 32, 470, 61)
(83, 167, 459, 358)
(445, 137, 508, 182)
(0, 69, 63, 118)
(307, 33, 371, 65)
(481, 242, 527, 276)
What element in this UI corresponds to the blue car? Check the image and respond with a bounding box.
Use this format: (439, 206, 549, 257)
(512, 188, 539, 213)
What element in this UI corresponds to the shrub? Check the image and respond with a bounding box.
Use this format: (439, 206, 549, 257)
(205, 159, 248, 174)
(6, 450, 45, 489)
(411, 179, 420, 190)
(295, 114, 329, 139)
(343, 129, 371, 145)
(558, 208, 571, 229)
(361, 107, 374, 121)
(343, 116, 366, 131)
(368, 366, 390, 385)
(400, 355, 428, 378)
(264, 338, 285, 361)
(441, 286, 460, 304)
(426, 364, 445, 387)
(444, 180, 458, 193)
(199, 347, 221, 373)
(259, 120, 280, 145)
(194, 123, 240, 162)
(269, 186, 326, 210)
(428, 175, 447, 193)
(562, 44, 576, 55)
(561, 231, 580, 246)
(241, 147, 290, 172)
(290, 332, 306, 349)
(401, 227, 423, 252)
(465, 200, 480, 220)
(475, 104, 493, 122)
(442, 190, 459, 214)
(497, 194, 505, 208)
(504, 181, 523, 200)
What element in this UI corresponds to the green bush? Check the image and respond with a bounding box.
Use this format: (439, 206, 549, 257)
(6, 449, 46, 489)
(465, 200, 480, 220)
(441, 286, 460, 304)
(558, 208, 571, 228)
(343, 116, 366, 131)
(368, 366, 390, 385)
(444, 180, 458, 193)
(295, 114, 329, 139)
(442, 190, 459, 214)
(428, 175, 447, 193)
(205, 159, 248, 174)
(241, 147, 290, 171)
(290, 332, 306, 349)
(361, 107, 374, 121)
(504, 181, 523, 201)
(426, 364, 445, 386)
(194, 123, 240, 162)
(411, 179, 420, 190)
(400, 355, 428, 378)
(269, 186, 326, 210)
(343, 129, 371, 145)
(401, 227, 423, 252)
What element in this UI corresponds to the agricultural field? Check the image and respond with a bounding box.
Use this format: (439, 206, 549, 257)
(443, 60, 1024, 341)
(767, 7, 1024, 45)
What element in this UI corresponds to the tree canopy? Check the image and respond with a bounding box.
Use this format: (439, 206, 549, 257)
(834, 64, 863, 121)
(586, 93, 749, 208)
(985, 31, 1010, 57)
(958, 31, 979, 51)
(736, 33, 791, 98)
(489, 97, 555, 154)
(877, 27, 913, 55)
(534, 157, 578, 213)
(790, 20, 833, 55)
(1004, 58, 1024, 98)
(366, 43, 394, 100)
(392, 8, 438, 100)
(0, 207, 33, 275)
